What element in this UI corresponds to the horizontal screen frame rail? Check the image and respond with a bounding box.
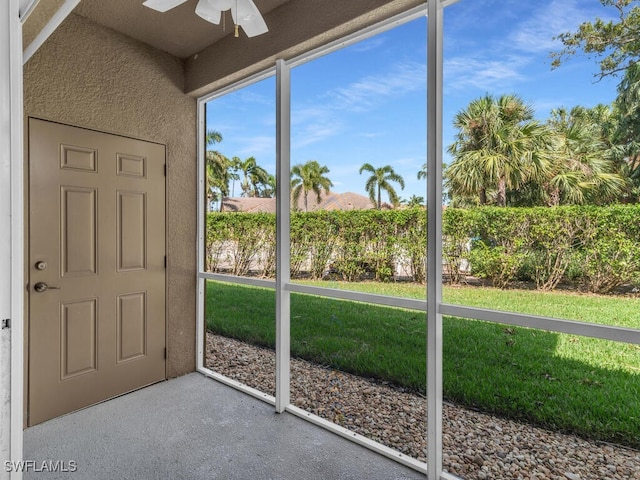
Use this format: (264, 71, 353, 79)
(440, 303, 640, 345)
(202, 273, 640, 344)
(201, 272, 427, 311)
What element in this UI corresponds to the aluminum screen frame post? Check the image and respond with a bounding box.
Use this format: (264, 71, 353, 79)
(275, 58, 291, 414)
(19, 0, 39, 22)
(196, 97, 207, 372)
(2, 0, 25, 478)
(426, 0, 444, 478)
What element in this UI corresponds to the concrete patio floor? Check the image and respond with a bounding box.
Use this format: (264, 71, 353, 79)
(24, 372, 426, 480)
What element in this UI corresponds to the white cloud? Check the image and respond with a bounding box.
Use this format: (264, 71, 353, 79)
(507, 0, 599, 54)
(392, 155, 424, 168)
(290, 103, 344, 148)
(327, 61, 426, 112)
(292, 105, 330, 126)
(351, 36, 387, 53)
(235, 89, 274, 107)
(444, 55, 528, 91)
(443, 0, 615, 94)
(292, 120, 343, 149)
(290, 61, 425, 148)
(232, 135, 274, 159)
(355, 131, 386, 139)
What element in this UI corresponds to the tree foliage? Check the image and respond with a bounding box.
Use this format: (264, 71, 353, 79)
(359, 163, 406, 209)
(444, 94, 629, 207)
(204, 130, 274, 210)
(544, 106, 624, 205)
(290, 160, 333, 212)
(610, 62, 640, 199)
(445, 94, 553, 207)
(551, 0, 640, 79)
(206, 206, 640, 292)
(205, 129, 229, 211)
(237, 156, 270, 198)
(549, 1, 640, 203)
(402, 194, 425, 208)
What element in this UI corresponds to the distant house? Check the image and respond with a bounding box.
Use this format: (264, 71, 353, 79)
(221, 197, 277, 213)
(221, 192, 390, 213)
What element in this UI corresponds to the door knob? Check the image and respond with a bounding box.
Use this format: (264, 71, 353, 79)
(34, 282, 60, 293)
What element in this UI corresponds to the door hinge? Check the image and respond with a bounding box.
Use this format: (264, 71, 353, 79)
(1, 318, 10, 329)
(164, 164, 167, 176)
(164, 347, 167, 359)
(164, 256, 167, 268)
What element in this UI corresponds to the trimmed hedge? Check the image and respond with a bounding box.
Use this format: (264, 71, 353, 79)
(467, 206, 640, 293)
(206, 205, 640, 292)
(207, 209, 426, 282)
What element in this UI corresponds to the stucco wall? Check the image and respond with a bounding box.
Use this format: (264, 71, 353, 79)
(23, 14, 197, 379)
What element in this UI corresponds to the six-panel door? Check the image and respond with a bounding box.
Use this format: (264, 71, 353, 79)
(28, 118, 166, 425)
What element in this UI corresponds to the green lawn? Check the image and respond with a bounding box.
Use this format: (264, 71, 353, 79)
(205, 280, 640, 448)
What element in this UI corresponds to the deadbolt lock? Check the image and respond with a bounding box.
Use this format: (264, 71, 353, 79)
(35, 261, 47, 271)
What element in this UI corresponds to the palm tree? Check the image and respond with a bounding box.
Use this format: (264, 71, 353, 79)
(612, 63, 640, 201)
(258, 174, 276, 198)
(290, 160, 333, 211)
(543, 107, 624, 205)
(204, 129, 229, 211)
(237, 156, 269, 197)
(205, 150, 232, 210)
(417, 163, 427, 180)
(206, 129, 222, 146)
(249, 166, 270, 197)
(229, 156, 241, 197)
(444, 154, 493, 206)
(401, 194, 425, 208)
(445, 94, 553, 207)
(359, 163, 405, 209)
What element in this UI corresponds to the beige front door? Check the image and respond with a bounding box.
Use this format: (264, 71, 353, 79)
(28, 118, 166, 426)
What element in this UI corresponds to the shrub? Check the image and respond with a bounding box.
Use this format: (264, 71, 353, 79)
(528, 207, 582, 291)
(205, 214, 230, 272)
(331, 211, 370, 281)
(362, 210, 399, 282)
(394, 209, 427, 283)
(258, 224, 276, 278)
(204, 205, 640, 292)
(469, 208, 533, 288)
(212, 213, 274, 276)
(469, 242, 528, 288)
(579, 207, 640, 293)
(442, 208, 474, 284)
(579, 234, 640, 293)
(291, 212, 338, 279)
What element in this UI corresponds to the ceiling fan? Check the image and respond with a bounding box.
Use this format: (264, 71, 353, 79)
(142, 0, 269, 38)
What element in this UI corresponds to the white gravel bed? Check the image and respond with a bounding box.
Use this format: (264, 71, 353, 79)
(206, 333, 640, 480)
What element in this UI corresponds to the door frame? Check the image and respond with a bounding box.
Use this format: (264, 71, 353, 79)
(25, 117, 169, 426)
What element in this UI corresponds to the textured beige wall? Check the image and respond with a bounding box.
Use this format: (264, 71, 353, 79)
(23, 13, 197, 379)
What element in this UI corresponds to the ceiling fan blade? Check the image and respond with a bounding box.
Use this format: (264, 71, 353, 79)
(195, 0, 222, 24)
(231, 0, 268, 37)
(142, 0, 189, 13)
(209, 0, 234, 9)
(238, 15, 268, 37)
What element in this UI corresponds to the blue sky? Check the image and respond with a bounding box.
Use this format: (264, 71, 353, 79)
(206, 0, 620, 201)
